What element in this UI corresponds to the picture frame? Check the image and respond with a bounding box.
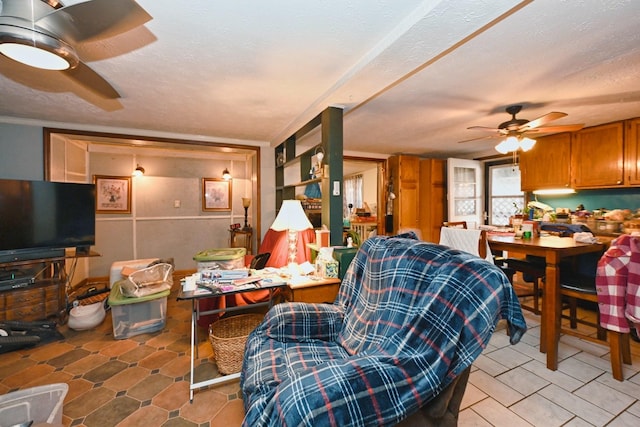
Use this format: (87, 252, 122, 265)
(202, 178, 232, 211)
(94, 175, 131, 214)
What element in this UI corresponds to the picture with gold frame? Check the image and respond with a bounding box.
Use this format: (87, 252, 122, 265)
(202, 178, 231, 211)
(94, 175, 131, 214)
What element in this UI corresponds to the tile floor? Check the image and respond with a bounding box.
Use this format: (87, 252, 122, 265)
(1, 290, 639, 426)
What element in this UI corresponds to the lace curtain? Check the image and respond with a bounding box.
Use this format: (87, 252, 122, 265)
(343, 174, 363, 217)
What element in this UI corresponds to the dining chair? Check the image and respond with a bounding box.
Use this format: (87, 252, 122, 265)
(504, 255, 545, 314)
(439, 224, 490, 261)
(560, 246, 632, 381)
(442, 221, 468, 229)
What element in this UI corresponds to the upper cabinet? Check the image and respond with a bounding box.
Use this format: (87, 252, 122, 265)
(520, 133, 572, 192)
(572, 122, 624, 188)
(519, 118, 640, 191)
(626, 118, 640, 185)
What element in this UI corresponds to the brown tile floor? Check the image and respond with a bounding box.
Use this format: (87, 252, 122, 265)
(0, 288, 247, 426)
(2, 278, 639, 426)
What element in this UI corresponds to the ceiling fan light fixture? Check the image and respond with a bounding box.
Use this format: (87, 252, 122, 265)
(519, 137, 536, 152)
(495, 136, 519, 154)
(0, 24, 79, 70)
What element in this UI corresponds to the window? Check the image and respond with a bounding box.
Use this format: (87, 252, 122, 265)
(343, 174, 363, 217)
(488, 164, 524, 226)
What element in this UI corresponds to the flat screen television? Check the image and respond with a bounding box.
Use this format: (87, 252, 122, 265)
(0, 179, 96, 263)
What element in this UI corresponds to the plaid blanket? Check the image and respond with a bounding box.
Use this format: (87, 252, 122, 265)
(241, 234, 526, 426)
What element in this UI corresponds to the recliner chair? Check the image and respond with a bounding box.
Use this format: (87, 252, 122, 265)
(241, 233, 527, 426)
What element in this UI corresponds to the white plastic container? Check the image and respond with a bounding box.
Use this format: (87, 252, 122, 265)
(0, 383, 68, 426)
(193, 248, 246, 271)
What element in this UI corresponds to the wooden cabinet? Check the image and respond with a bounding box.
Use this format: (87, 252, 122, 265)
(520, 133, 572, 191)
(1, 259, 67, 322)
(572, 122, 624, 188)
(626, 118, 640, 185)
(230, 228, 252, 254)
(388, 155, 420, 234)
(419, 158, 446, 243)
(1, 280, 60, 321)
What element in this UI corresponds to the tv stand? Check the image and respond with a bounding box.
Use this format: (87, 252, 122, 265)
(0, 251, 98, 324)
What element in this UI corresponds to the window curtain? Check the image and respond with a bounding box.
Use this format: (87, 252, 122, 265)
(344, 174, 363, 217)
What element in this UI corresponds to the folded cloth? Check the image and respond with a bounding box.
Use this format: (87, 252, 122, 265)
(574, 232, 597, 244)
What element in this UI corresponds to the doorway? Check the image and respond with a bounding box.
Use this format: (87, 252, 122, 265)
(343, 156, 386, 238)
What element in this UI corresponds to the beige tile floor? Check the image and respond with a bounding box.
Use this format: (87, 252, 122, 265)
(1, 289, 639, 426)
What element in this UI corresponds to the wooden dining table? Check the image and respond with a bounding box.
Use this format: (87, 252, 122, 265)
(487, 233, 606, 371)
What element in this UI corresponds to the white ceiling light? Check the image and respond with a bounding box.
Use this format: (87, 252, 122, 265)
(0, 0, 80, 71)
(0, 25, 79, 70)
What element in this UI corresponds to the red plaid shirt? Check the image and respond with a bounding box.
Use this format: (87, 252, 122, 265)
(595, 234, 640, 334)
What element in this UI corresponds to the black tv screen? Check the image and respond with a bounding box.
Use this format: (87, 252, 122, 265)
(0, 179, 96, 262)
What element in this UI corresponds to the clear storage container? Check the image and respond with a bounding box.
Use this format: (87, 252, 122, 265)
(0, 383, 68, 426)
(108, 281, 170, 339)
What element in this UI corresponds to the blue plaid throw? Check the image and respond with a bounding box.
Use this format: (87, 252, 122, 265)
(241, 234, 526, 426)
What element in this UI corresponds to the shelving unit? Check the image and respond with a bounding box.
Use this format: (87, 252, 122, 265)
(275, 106, 344, 246)
(1, 250, 100, 323)
(0, 256, 67, 322)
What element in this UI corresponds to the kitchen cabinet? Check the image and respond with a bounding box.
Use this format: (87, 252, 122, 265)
(626, 118, 640, 185)
(572, 122, 624, 188)
(419, 158, 446, 243)
(274, 106, 343, 246)
(519, 133, 572, 192)
(388, 155, 420, 234)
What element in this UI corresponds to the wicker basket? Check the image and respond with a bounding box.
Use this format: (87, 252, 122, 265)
(208, 314, 264, 374)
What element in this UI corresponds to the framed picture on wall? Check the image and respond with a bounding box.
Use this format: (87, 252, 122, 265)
(94, 175, 132, 214)
(202, 178, 232, 211)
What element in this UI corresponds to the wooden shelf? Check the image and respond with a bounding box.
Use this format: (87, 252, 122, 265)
(275, 106, 344, 246)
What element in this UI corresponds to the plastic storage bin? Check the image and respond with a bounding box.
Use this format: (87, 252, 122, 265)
(0, 383, 68, 426)
(108, 282, 170, 339)
(193, 247, 246, 270)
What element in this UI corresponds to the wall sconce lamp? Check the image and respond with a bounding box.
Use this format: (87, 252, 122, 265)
(242, 197, 251, 230)
(313, 145, 325, 178)
(132, 164, 145, 177)
(222, 168, 232, 180)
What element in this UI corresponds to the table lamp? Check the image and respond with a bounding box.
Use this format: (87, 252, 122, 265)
(242, 197, 251, 230)
(270, 200, 313, 267)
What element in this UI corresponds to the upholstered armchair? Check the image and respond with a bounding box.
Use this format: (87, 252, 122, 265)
(241, 233, 527, 426)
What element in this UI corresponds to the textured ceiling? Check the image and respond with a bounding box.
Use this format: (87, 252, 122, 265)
(1, 0, 639, 159)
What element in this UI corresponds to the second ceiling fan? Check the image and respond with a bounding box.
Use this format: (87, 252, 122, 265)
(460, 105, 585, 150)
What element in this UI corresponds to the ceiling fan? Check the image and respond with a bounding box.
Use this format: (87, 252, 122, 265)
(460, 105, 585, 152)
(0, 0, 151, 99)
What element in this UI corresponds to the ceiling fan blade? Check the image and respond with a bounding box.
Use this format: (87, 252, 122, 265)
(519, 111, 567, 130)
(458, 134, 503, 143)
(523, 124, 585, 134)
(37, 0, 152, 43)
(467, 125, 504, 133)
(65, 62, 120, 99)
